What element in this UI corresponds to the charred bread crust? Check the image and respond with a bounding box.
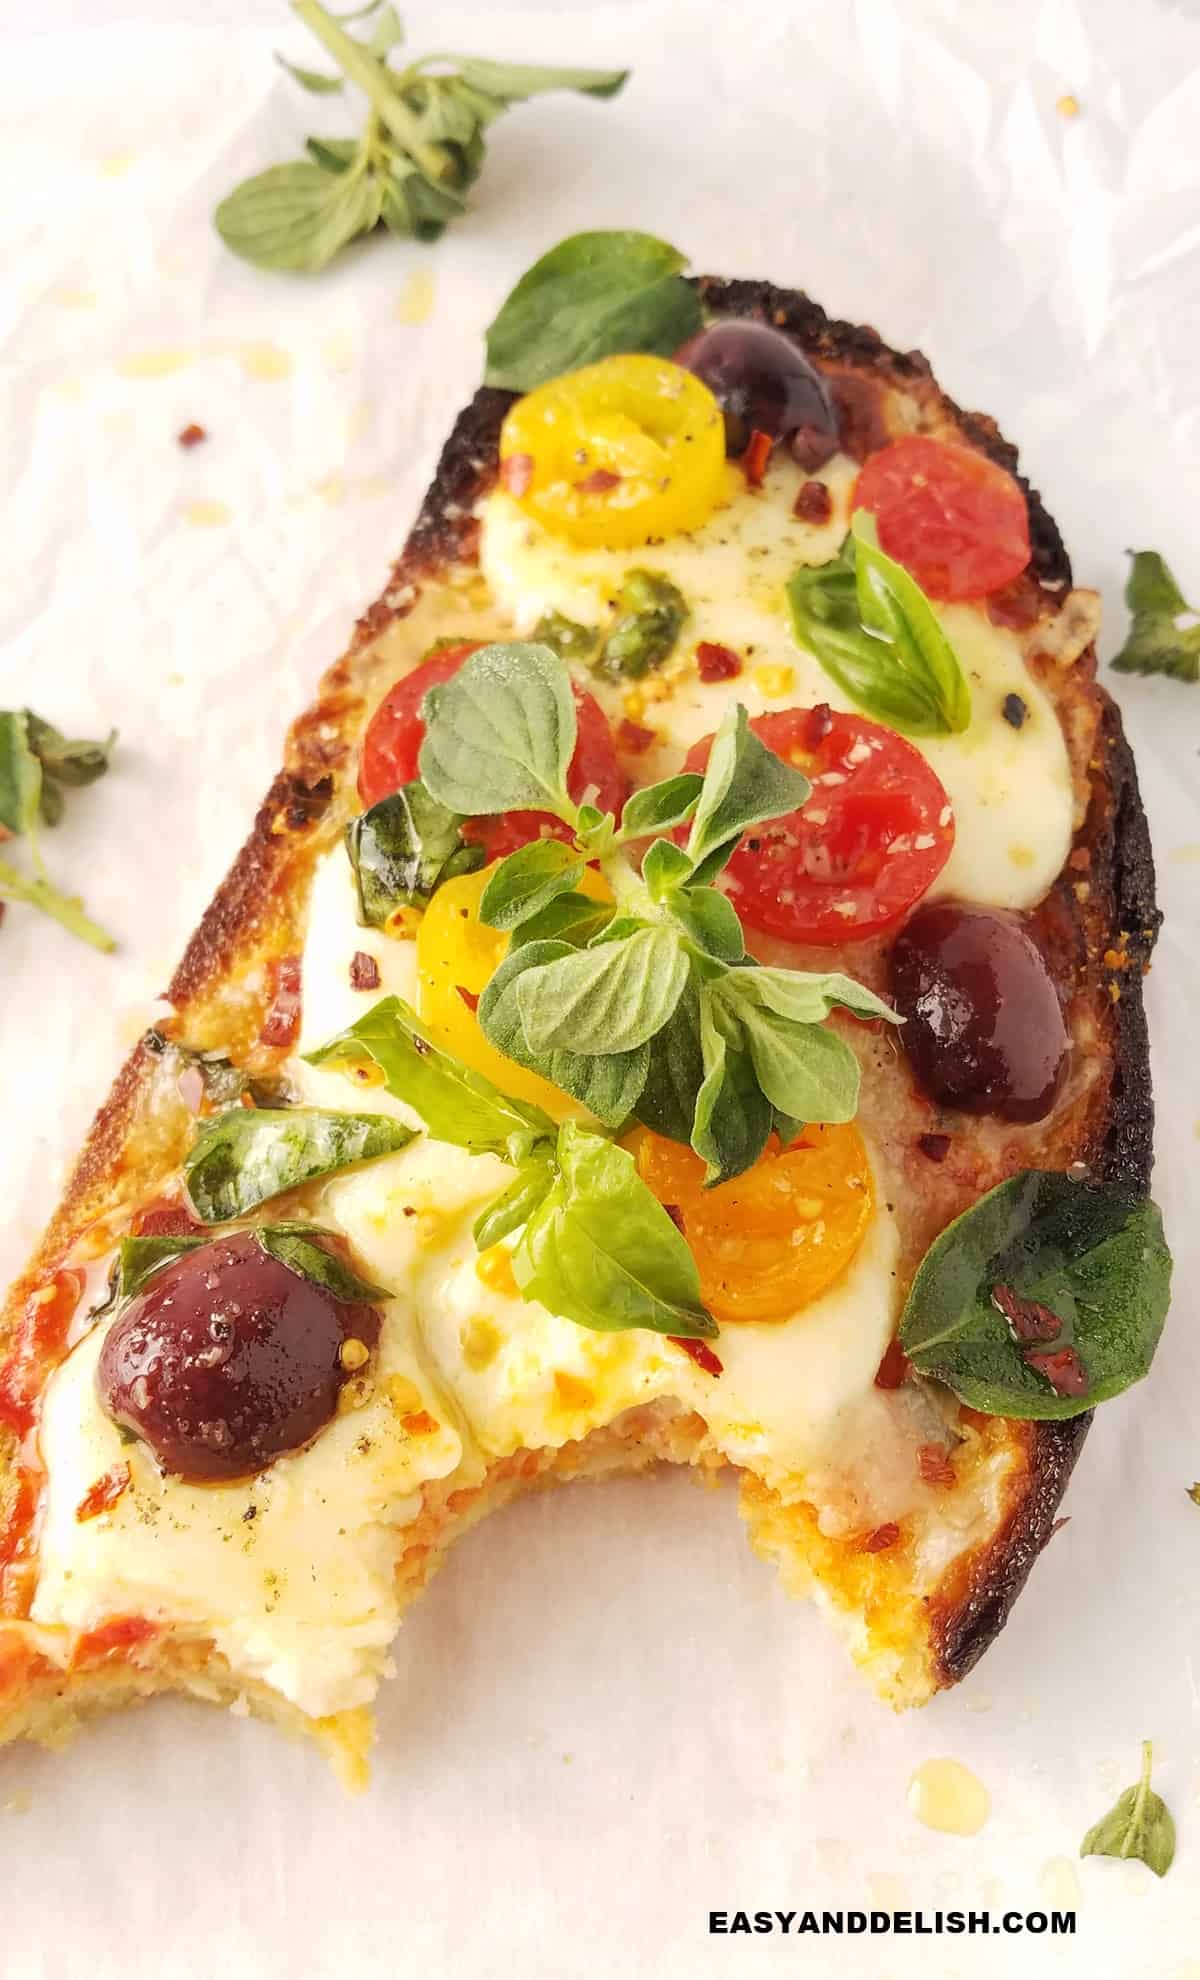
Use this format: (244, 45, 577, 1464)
(0, 276, 1159, 1712)
(930, 696, 1158, 1684)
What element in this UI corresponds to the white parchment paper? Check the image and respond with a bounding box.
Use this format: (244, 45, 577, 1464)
(1, 3, 1198, 1975)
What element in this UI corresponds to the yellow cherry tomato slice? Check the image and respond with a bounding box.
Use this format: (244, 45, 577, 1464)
(416, 863, 610, 1122)
(499, 354, 727, 549)
(634, 1124, 874, 1324)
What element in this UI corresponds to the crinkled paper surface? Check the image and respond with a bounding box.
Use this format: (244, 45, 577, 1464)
(1, 1, 1198, 1974)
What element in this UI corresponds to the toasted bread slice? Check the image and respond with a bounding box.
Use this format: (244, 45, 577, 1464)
(0, 278, 1158, 1779)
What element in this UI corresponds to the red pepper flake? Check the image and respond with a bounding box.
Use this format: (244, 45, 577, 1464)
(133, 1199, 202, 1239)
(793, 478, 833, 524)
(662, 1203, 686, 1235)
(874, 1337, 912, 1389)
(696, 640, 743, 683)
(990, 1281, 1063, 1343)
(617, 717, 656, 755)
(743, 428, 774, 487)
(455, 985, 480, 1013)
(670, 1335, 723, 1378)
(917, 1132, 952, 1163)
(856, 1521, 900, 1554)
(401, 1410, 440, 1437)
(917, 1444, 956, 1488)
(1023, 1345, 1089, 1398)
(259, 954, 302, 1049)
(500, 452, 534, 497)
(804, 702, 834, 750)
(177, 423, 207, 449)
(1068, 846, 1091, 872)
(75, 1463, 131, 1524)
(349, 950, 381, 992)
(576, 468, 621, 494)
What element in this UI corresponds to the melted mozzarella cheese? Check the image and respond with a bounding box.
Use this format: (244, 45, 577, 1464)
(32, 1297, 469, 1717)
(316, 1127, 905, 1509)
(478, 461, 1074, 911)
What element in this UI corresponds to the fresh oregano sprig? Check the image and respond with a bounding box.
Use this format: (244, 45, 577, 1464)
(215, 2, 629, 272)
(416, 642, 900, 1182)
(0, 710, 115, 951)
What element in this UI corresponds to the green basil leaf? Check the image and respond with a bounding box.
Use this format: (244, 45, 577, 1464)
(479, 942, 649, 1125)
(684, 703, 812, 874)
(255, 1224, 390, 1303)
(0, 712, 42, 841)
(514, 924, 688, 1056)
(479, 840, 585, 932)
(305, 995, 556, 1160)
(619, 773, 703, 840)
(664, 885, 744, 962)
(691, 990, 772, 1186)
(507, 890, 614, 951)
(900, 1172, 1172, 1420)
(449, 57, 629, 103)
(851, 512, 971, 731)
(418, 642, 577, 818)
(184, 1107, 415, 1224)
(473, 1161, 556, 1251)
(276, 53, 344, 92)
(730, 1001, 861, 1123)
(641, 837, 694, 899)
(531, 611, 598, 665)
(1081, 1743, 1176, 1878)
(1111, 549, 1200, 682)
(632, 973, 705, 1146)
(214, 158, 382, 274)
(346, 782, 482, 925)
(787, 521, 972, 735)
(514, 1121, 716, 1339)
(484, 230, 703, 392)
(115, 1234, 207, 1303)
(597, 570, 688, 679)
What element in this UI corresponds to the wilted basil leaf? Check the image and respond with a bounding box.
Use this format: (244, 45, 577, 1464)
(901, 1171, 1172, 1419)
(346, 782, 482, 925)
(185, 1107, 415, 1223)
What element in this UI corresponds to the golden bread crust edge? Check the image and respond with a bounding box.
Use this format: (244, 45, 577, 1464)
(0, 278, 1159, 1739)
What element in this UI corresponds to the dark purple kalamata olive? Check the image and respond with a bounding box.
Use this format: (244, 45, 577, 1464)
(96, 1232, 381, 1482)
(675, 321, 838, 464)
(889, 902, 1069, 1123)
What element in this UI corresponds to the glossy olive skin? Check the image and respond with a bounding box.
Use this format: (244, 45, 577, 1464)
(96, 1232, 380, 1482)
(675, 321, 837, 463)
(889, 902, 1070, 1123)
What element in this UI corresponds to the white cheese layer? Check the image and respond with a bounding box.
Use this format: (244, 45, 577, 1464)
(478, 460, 1074, 912)
(32, 1297, 467, 1717)
(314, 1113, 903, 1513)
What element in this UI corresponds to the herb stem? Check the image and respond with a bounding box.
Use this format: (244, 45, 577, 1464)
(291, 0, 451, 182)
(0, 859, 115, 952)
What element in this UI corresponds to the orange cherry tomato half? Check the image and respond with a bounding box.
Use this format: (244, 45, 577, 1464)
(358, 643, 627, 860)
(681, 707, 953, 946)
(852, 435, 1031, 601)
(635, 1124, 874, 1324)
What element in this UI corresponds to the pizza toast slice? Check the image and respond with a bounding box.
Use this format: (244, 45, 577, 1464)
(0, 256, 1168, 1785)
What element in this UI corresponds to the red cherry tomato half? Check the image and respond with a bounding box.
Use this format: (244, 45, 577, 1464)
(357, 642, 627, 860)
(852, 436, 1031, 602)
(681, 707, 954, 945)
